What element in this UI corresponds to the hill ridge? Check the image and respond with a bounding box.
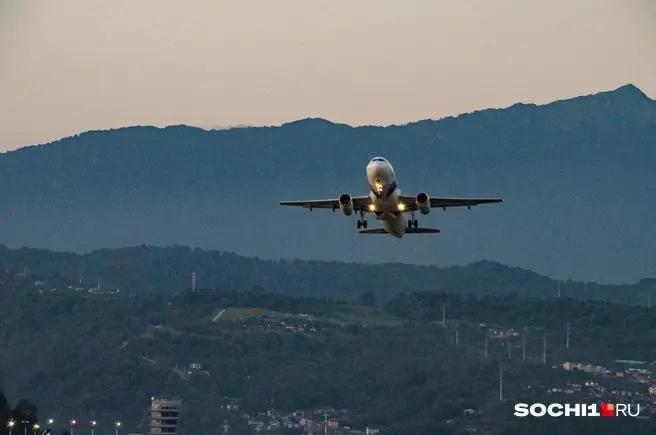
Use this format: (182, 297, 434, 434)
(3, 83, 652, 154)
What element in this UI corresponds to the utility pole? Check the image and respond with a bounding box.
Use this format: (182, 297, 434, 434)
(542, 331, 547, 366)
(455, 320, 459, 345)
(649, 295, 652, 310)
(441, 303, 446, 327)
(522, 326, 527, 362)
(499, 363, 504, 401)
(507, 341, 512, 360)
(192, 271, 197, 292)
(566, 322, 570, 349)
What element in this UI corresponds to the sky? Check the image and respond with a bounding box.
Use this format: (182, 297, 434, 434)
(1, 0, 655, 151)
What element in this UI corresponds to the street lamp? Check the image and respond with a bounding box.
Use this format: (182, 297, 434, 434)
(69, 419, 77, 435)
(32, 423, 40, 435)
(90, 421, 96, 435)
(46, 420, 54, 427)
(114, 421, 121, 435)
(7, 419, 15, 435)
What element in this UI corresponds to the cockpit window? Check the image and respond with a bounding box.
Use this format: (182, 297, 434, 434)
(372, 157, 385, 162)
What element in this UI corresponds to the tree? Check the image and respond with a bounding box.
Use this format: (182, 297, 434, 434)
(10, 399, 38, 432)
(359, 292, 376, 307)
(0, 390, 10, 435)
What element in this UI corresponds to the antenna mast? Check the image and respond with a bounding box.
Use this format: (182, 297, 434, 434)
(499, 363, 504, 401)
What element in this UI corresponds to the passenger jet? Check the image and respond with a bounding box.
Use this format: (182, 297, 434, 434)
(280, 157, 502, 237)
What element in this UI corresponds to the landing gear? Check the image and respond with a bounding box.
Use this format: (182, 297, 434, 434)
(357, 210, 368, 229)
(407, 211, 418, 229)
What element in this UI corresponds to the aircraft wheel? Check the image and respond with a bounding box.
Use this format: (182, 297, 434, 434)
(413, 220, 419, 228)
(357, 221, 362, 229)
(363, 220, 368, 229)
(407, 220, 413, 229)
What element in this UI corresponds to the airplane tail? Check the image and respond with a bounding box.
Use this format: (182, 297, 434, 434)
(406, 228, 440, 234)
(358, 229, 387, 234)
(359, 228, 440, 234)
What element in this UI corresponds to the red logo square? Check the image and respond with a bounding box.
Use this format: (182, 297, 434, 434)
(601, 403, 615, 417)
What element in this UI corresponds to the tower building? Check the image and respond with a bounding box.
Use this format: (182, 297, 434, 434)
(149, 398, 182, 435)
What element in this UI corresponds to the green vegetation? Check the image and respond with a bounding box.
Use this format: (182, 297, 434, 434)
(2, 268, 656, 434)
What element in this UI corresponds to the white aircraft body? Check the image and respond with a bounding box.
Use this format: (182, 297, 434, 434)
(280, 157, 502, 237)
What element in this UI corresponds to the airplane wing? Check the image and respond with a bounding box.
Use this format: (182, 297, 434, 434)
(280, 196, 371, 211)
(398, 195, 502, 210)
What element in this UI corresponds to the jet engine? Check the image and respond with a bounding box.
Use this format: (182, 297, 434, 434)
(416, 192, 430, 215)
(339, 194, 353, 215)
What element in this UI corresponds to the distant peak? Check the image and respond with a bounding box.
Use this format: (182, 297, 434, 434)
(614, 83, 646, 94)
(281, 118, 337, 128)
(597, 83, 651, 101)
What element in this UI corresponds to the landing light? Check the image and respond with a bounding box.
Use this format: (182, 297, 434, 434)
(397, 203, 405, 211)
(368, 204, 375, 212)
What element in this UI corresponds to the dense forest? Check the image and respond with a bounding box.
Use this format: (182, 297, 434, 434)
(0, 244, 654, 305)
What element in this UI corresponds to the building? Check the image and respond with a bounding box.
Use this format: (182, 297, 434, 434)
(149, 397, 182, 435)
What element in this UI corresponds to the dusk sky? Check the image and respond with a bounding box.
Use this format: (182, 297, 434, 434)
(1, 0, 655, 151)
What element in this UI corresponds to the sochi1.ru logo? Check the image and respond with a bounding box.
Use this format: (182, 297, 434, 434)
(514, 403, 640, 417)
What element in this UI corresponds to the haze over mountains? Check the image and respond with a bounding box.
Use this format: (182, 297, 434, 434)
(0, 84, 654, 283)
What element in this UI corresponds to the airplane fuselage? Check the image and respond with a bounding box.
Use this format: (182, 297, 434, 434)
(366, 157, 407, 238)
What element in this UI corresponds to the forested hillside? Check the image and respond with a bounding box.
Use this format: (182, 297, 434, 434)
(0, 244, 654, 304)
(1, 277, 656, 434)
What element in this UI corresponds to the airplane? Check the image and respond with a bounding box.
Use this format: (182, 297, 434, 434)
(280, 156, 502, 238)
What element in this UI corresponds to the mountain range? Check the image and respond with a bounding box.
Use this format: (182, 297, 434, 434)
(0, 84, 654, 283)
